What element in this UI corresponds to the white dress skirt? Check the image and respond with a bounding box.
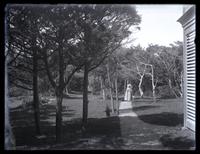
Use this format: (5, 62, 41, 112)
(124, 88, 132, 101)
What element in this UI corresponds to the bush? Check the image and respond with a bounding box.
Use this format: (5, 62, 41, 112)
(157, 85, 176, 99)
(8, 86, 30, 97)
(38, 76, 54, 96)
(69, 76, 83, 92)
(143, 90, 153, 97)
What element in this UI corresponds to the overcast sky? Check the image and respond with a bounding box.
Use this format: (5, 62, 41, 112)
(126, 5, 184, 48)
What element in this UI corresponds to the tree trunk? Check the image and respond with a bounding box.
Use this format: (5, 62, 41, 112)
(174, 71, 182, 98)
(139, 75, 144, 98)
(152, 86, 156, 103)
(56, 43, 65, 143)
(82, 63, 89, 129)
(109, 88, 114, 112)
(100, 76, 110, 117)
(100, 76, 106, 101)
(33, 48, 41, 135)
(115, 78, 119, 114)
(106, 64, 114, 113)
(151, 66, 156, 103)
(55, 91, 63, 142)
(168, 79, 178, 98)
(65, 86, 69, 96)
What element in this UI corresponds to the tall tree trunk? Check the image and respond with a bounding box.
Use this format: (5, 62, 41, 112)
(139, 75, 144, 98)
(174, 71, 182, 98)
(100, 76, 110, 117)
(106, 64, 114, 113)
(100, 76, 106, 101)
(115, 78, 119, 114)
(56, 44, 65, 142)
(151, 66, 157, 103)
(65, 86, 69, 96)
(55, 91, 63, 142)
(33, 47, 41, 135)
(152, 83, 156, 103)
(152, 87, 156, 101)
(168, 78, 178, 98)
(82, 63, 89, 129)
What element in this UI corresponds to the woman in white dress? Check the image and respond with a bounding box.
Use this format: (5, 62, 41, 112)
(124, 84, 133, 101)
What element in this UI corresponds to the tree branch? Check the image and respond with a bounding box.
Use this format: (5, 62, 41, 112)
(7, 49, 24, 66)
(43, 50, 57, 89)
(63, 64, 84, 88)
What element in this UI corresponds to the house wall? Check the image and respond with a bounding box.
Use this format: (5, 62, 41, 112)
(177, 6, 195, 132)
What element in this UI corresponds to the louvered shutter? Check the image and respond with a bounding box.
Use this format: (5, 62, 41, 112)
(178, 6, 196, 132)
(185, 26, 195, 131)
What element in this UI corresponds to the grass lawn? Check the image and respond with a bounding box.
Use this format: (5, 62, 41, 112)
(9, 93, 195, 150)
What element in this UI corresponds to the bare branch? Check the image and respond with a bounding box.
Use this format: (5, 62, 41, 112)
(63, 64, 84, 89)
(155, 78, 158, 87)
(7, 49, 24, 66)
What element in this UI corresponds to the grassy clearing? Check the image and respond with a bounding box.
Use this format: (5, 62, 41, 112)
(9, 94, 195, 150)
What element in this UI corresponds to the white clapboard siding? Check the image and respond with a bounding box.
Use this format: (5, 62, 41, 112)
(177, 6, 195, 132)
(185, 27, 196, 131)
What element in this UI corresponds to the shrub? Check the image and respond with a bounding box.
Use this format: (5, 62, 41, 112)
(157, 85, 176, 99)
(143, 90, 153, 97)
(69, 76, 83, 92)
(8, 86, 30, 97)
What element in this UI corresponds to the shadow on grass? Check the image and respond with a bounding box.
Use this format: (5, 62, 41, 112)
(10, 105, 55, 147)
(10, 102, 124, 149)
(54, 116, 124, 150)
(14, 117, 124, 149)
(10, 102, 76, 148)
(118, 105, 160, 114)
(138, 112, 183, 127)
(132, 105, 160, 112)
(159, 134, 195, 150)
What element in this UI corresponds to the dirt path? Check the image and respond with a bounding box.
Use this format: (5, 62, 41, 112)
(117, 98, 195, 150)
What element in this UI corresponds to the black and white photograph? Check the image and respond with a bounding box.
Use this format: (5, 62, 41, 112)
(4, 4, 196, 150)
